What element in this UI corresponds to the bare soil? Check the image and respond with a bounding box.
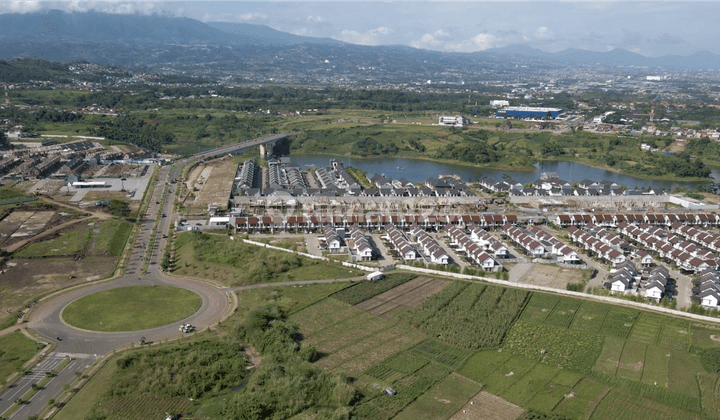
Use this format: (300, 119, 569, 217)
(0, 204, 80, 247)
(516, 264, 585, 289)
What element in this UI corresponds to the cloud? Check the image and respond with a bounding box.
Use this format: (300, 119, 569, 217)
(410, 29, 450, 50)
(445, 32, 497, 53)
(534, 26, 554, 40)
(306, 15, 324, 24)
(655, 33, 683, 45)
(335, 26, 390, 46)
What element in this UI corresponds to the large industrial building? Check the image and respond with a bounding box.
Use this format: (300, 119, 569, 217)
(496, 106, 563, 119)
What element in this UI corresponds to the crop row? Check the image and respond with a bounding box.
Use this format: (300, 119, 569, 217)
(333, 273, 417, 305)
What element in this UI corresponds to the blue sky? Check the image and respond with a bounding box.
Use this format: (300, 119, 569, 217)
(1, 1, 718, 56)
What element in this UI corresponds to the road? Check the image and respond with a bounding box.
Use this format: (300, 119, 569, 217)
(0, 136, 294, 419)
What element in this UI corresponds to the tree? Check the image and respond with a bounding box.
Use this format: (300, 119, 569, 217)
(108, 199, 130, 217)
(0, 131, 8, 148)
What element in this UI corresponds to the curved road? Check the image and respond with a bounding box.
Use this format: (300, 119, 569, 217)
(0, 136, 292, 419)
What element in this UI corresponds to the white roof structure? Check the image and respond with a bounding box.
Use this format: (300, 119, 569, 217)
(366, 271, 384, 281)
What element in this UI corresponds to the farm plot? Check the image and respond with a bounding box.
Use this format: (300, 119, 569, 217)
(190, 157, 236, 210)
(599, 307, 639, 339)
(667, 350, 704, 398)
(593, 336, 625, 376)
(570, 301, 609, 333)
(289, 298, 363, 335)
(691, 323, 720, 348)
(504, 321, 604, 373)
(354, 277, 449, 318)
(615, 340, 647, 381)
(83, 394, 194, 420)
(401, 282, 529, 350)
(657, 318, 691, 350)
(458, 350, 513, 383)
(499, 362, 561, 406)
(640, 345, 670, 387)
(589, 389, 702, 420)
(405, 339, 477, 371)
(448, 391, 525, 420)
(519, 293, 559, 323)
(552, 378, 610, 420)
(697, 372, 720, 420)
(306, 311, 394, 353)
(393, 373, 482, 420)
(543, 297, 581, 329)
(526, 370, 584, 413)
(333, 330, 426, 376)
(628, 313, 663, 345)
(481, 356, 538, 395)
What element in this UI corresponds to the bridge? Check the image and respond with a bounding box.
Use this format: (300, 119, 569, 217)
(198, 133, 294, 160)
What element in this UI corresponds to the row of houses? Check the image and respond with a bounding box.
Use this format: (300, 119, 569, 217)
(445, 225, 502, 271)
(502, 225, 581, 264)
(604, 261, 670, 301)
(349, 228, 373, 262)
(384, 224, 418, 262)
(229, 213, 519, 233)
(408, 226, 450, 265)
(670, 222, 720, 254)
(555, 212, 720, 228)
(617, 223, 718, 273)
(479, 176, 665, 197)
(567, 225, 629, 267)
(236, 159, 256, 189)
(692, 270, 720, 308)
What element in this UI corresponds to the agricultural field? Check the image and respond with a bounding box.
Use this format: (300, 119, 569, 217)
(393, 373, 482, 420)
(400, 282, 529, 349)
(589, 389, 702, 420)
(448, 391, 525, 420)
(334, 273, 420, 305)
(172, 232, 359, 286)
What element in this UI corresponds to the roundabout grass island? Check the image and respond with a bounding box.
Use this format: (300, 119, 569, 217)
(62, 285, 203, 332)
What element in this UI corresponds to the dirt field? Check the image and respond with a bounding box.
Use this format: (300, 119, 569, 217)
(0, 206, 78, 247)
(515, 264, 586, 289)
(355, 276, 450, 319)
(187, 157, 237, 210)
(448, 391, 525, 420)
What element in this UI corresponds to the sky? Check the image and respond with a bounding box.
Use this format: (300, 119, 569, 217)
(0, 1, 718, 57)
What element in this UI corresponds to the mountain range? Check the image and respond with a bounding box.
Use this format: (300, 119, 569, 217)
(1, 10, 720, 74)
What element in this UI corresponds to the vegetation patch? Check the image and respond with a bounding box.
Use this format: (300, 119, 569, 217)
(588, 389, 702, 420)
(0, 331, 40, 381)
(94, 219, 132, 256)
(173, 232, 358, 286)
(15, 225, 91, 258)
(333, 273, 417, 305)
(504, 321, 604, 373)
(401, 282, 529, 350)
(393, 373, 482, 420)
(62, 285, 202, 332)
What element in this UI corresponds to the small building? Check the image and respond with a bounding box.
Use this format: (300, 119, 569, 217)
(438, 115, 469, 127)
(367, 271, 385, 281)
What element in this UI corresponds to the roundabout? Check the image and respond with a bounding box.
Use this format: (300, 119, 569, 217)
(61, 285, 203, 332)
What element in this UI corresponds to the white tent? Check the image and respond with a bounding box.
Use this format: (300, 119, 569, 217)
(366, 271, 384, 281)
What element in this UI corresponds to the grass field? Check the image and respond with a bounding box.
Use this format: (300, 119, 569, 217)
(393, 373, 482, 420)
(62, 286, 202, 331)
(589, 389, 702, 420)
(449, 391, 525, 420)
(15, 225, 91, 257)
(173, 232, 359, 286)
(94, 219, 133, 256)
(0, 331, 41, 381)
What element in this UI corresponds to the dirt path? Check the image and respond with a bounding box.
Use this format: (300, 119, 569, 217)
(509, 263, 533, 283)
(3, 216, 95, 253)
(39, 196, 112, 220)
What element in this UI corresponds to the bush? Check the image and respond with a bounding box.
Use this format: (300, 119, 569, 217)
(701, 348, 720, 373)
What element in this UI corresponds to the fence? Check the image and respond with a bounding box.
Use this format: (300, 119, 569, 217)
(0, 197, 37, 206)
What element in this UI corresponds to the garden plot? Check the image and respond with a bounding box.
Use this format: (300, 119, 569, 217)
(448, 391, 525, 420)
(355, 277, 449, 318)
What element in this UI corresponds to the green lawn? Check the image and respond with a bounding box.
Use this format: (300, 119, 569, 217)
(62, 286, 202, 332)
(0, 331, 42, 381)
(94, 219, 133, 256)
(15, 226, 92, 258)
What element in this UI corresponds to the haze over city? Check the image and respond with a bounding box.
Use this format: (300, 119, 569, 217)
(1, 1, 720, 57)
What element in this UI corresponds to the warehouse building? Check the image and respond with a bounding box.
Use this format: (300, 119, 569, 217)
(496, 106, 562, 119)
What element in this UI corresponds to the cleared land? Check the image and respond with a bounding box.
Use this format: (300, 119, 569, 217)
(448, 391, 525, 420)
(516, 264, 590, 289)
(186, 156, 236, 211)
(172, 232, 359, 286)
(0, 218, 130, 330)
(62, 286, 202, 332)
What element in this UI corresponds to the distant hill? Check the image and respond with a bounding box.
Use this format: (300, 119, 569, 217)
(1, 10, 720, 73)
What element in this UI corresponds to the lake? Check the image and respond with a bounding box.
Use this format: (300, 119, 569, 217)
(287, 153, 717, 191)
